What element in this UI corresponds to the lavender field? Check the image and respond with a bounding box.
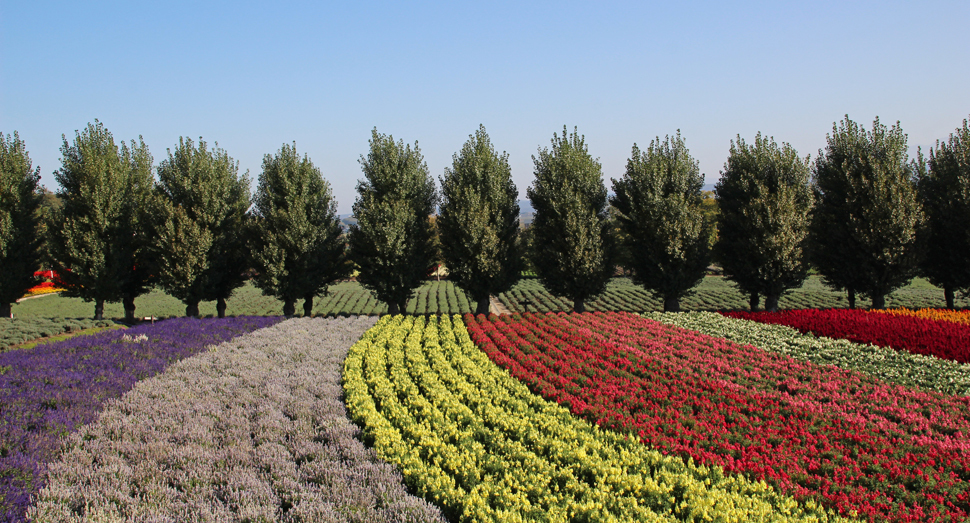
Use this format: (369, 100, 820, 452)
(30, 317, 446, 523)
(0, 316, 281, 523)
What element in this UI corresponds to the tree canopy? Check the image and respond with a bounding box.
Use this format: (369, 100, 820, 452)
(438, 125, 521, 314)
(154, 137, 251, 317)
(251, 143, 348, 316)
(349, 129, 438, 315)
(528, 126, 614, 312)
(715, 133, 813, 311)
(47, 120, 154, 321)
(809, 116, 923, 309)
(0, 131, 43, 318)
(610, 132, 709, 312)
(917, 116, 970, 308)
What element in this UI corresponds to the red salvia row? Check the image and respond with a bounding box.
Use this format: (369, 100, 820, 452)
(720, 309, 970, 363)
(464, 311, 970, 523)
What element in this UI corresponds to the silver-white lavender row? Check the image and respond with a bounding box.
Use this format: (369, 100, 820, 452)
(30, 316, 446, 523)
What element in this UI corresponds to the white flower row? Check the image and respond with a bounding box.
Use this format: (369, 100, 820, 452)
(31, 316, 446, 523)
(644, 311, 970, 396)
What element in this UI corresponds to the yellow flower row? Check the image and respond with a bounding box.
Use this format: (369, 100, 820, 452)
(873, 307, 970, 325)
(342, 314, 853, 522)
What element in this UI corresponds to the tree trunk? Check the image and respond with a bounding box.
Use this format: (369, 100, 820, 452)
(663, 296, 680, 312)
(945, 285, 955, 310)
(749, 293, 760, 312)
(216, 297, 227, 318)
(476, 297, 490, 315)
(847, 289, 856, 309)
(574, 299, 586, 313)
(123, 294, 136, 323)
(303, 295, 314, 317)
(0, 303, 11, 318)
(185, 300, 200, 317)
(94, 299, 104, 321)
(870, 294, 886, 310)
(387, 302, 400, 315)
(764, 294, 780, 312)
(282, 299, 296, 317)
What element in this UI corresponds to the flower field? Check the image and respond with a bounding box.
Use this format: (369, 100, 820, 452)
(32, 316, 446, 523)
(10, 281, 473, 320)
(497, 277, 956, 313)
(0, 316, 280, 523)
(874, 307, 970, 325)
(342, 314, 844, 522)
(19, 272, 64, 299)
(5, 303, 970, 521)
(465, 312, 970, 522)
(644, 311, 970, 396)
(0, 318, 115, 351)
(722, 309, 970, 363)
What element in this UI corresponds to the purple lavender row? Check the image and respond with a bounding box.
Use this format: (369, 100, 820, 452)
(0, 316, 281, 523)
(31, 317, 447, 523)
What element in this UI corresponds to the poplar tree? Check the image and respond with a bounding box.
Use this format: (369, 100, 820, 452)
(349, 129, 438, 315)
(918, 116, 970, 309)
(438, 125, 521, 314)
(610, 132, 709, 312)
(809, 116, 923, 309)
(715, 133, 813, 311)
(47, 121, 154, 321)
(0, 132, 43, 318)
(528, 126, 614, 313)
(251, 143, 348, 316)
(154, 138, 250, 317)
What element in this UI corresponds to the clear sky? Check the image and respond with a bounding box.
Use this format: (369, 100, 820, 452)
(2, 0, 968, 214)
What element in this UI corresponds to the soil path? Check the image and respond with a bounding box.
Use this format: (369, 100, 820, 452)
(489, 296, 513, 315)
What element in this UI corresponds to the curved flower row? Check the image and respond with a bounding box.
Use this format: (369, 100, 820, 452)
(343, 314, 846, 522)
(643, 311, 970, 396)
(872, 308, 970, 325)
(31, 316, 445, 523)
(719, 309, 970, 363)
(0, 315, 280, 523)
(464, 312, 970, 522)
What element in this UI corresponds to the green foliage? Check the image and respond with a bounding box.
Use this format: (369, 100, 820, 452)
(46, 120, 155, 321)
(0, 131, 43, 318)
(611, 132, 709, 311)
(349, 129, 438, 315)
(0, 317, 115, 350)
(251, 143, 348, 316)
(11, 280, 473, 319)
(917, 116, 970, 308)
(154, 138, 250, 317)
(715, 133, 813, 311)
(438, 125, 521, 314)
(527, 127, 613, 312)
(809, 116, 923, 309)
(497, 276, 956, 313)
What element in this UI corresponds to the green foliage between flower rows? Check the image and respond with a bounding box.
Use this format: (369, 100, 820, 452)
(499, 276, 959, 313)
(644, 311, 970, 396)
(341, 314, 851, 522)
(0, 317, 115, 350)
(8, 281, 473, 324)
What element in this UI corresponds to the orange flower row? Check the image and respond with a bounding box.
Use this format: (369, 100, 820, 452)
(873, 307, 970, 325)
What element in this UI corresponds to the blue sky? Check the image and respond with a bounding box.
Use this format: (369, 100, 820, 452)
(2, 0, 968, 214)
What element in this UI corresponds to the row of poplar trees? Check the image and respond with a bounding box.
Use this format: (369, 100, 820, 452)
(2, 115, 969, 319)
